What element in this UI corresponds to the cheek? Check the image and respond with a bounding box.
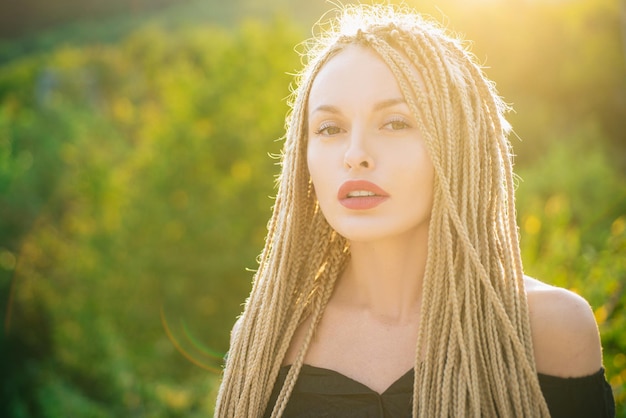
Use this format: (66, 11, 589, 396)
(307, 146, 342, 214)
(307, 146, 327, 198)
(307, 143, 330, 176)
(397, 154, 435, 203)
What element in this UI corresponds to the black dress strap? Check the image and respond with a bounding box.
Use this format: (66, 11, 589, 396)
(264, 365, 615, 417)
(538, 368, 615, 418)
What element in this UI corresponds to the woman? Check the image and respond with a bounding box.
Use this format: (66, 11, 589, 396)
(216, 4, 615, 417)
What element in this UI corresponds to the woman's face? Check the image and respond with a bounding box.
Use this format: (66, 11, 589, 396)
(307, 45, 435, 243)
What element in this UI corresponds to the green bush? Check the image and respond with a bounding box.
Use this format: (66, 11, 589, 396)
(516, 128, 626, 412)
(0, 18, 302, 417)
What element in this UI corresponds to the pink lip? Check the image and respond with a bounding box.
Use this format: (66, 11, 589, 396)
(337, 180, 390, 210)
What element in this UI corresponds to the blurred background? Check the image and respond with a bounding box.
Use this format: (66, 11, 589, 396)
(0, 0, 624, 416)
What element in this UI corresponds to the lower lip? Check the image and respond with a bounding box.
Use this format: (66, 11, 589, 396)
(339, 196, 389, 210)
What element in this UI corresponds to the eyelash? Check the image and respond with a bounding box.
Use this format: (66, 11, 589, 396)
(314, 122, 342, 136)
(312, 116, 412, 136)
(383, 116, 411, 130)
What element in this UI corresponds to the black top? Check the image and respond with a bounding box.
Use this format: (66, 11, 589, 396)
(264, 364, 615, 417)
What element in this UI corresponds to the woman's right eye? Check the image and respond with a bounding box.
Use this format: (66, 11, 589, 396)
(314, 123, 343, 136)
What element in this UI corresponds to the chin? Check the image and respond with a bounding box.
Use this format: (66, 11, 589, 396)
(331, 224, 414, 244)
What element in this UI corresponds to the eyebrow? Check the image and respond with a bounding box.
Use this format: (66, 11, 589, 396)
(310, 97, 407, 115)
(373, 97, 407, 111)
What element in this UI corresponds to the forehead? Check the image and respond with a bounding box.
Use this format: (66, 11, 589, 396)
(308, 45, 404, 111)
(308, 45, 423, 113)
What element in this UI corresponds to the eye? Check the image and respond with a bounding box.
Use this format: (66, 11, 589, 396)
(382, 117, 411, 131)
(314, 122, 344, 136)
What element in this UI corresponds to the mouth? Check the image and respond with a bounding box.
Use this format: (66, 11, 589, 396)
(346, 190, 378, 198)
(337, 180, 389, 210)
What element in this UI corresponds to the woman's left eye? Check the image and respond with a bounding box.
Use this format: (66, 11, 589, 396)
(382, 118, 411, 131)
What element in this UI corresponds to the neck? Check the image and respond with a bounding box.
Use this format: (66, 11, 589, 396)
(334, 227, 428, 324)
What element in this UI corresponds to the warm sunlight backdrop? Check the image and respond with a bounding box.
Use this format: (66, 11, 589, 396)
(1, 0, 624, 416)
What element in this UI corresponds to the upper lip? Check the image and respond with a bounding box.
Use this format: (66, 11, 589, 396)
(337, 180, 389, 200)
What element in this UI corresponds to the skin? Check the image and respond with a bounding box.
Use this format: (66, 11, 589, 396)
(278, 46, 603, 394)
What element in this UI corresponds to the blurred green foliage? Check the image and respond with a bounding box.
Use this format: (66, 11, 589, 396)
(0, 14, 302, 417)
(0, 0, 624, 416)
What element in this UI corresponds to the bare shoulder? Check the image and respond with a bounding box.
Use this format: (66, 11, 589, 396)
(524, 276, 603, 378)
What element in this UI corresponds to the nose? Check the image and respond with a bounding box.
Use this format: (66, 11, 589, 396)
(343, 130, 374, 170)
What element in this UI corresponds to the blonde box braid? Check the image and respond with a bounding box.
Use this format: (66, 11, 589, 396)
(215, 4, 550, 417)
